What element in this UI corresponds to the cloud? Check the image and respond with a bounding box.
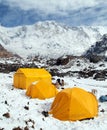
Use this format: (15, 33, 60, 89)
(3, 0, 105, 12)
(1, 0, 107, 26)
(62, 1, 107, 26)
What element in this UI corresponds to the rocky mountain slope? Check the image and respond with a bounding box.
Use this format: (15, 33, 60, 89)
(0, 44, 14, 58)
(84, 34, 107, 58)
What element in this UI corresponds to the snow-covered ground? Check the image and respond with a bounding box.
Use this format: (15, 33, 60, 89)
(0, 72, 107, 130)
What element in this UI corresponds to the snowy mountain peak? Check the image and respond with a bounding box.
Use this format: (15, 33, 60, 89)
(0, 21, 107, 59)
(35, 21, 62, 29)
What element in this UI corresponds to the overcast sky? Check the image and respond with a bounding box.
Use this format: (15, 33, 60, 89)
(1, 0, 107, 26)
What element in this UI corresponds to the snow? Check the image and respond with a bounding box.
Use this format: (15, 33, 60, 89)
(0, 72, 107, 130)
(0, 21, 107, 59)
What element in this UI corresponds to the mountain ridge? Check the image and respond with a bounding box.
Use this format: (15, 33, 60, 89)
(0, 21, 107, 59)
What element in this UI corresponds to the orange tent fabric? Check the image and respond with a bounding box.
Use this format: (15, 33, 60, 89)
(26, 79, 58, 99)
(13, 68, 51, 89)
(49, 87, 98, 121)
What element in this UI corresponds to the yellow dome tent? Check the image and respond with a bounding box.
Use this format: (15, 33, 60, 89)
(49, 87, 98, 121)
(13, 68, 51, 89)
(26, 79, 58, 99)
